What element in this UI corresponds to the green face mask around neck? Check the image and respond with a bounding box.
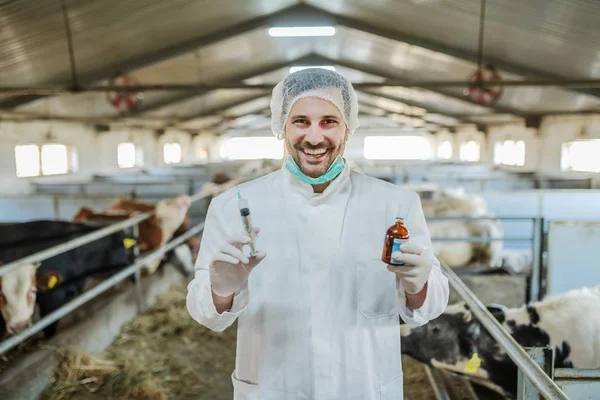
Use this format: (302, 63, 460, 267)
(285, 155, 345, 185)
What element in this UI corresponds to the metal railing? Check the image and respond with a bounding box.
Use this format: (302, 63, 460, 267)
(518, 347, 600, 399)
(427, 215, 545, 302)
(441, 262, 569, 400)
(424, 214, 570, 398)
(0, 167, 273, 356)
(0, 177, 241, 279)
(0, 221, 204, 355)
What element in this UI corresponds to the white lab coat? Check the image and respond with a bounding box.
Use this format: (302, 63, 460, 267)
(187, 160, 449, 399)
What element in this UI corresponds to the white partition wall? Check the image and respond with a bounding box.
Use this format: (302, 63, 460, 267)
(546, 221, 600, 297)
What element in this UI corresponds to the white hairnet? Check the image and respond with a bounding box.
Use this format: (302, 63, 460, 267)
(270, 68, 359, 140)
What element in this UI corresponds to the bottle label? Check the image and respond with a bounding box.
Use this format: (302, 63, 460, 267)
(390, 238, 408, 265)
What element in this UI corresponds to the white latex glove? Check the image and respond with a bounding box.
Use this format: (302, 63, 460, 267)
(209, 227, 266, 297)
(387, 242, 435, 294)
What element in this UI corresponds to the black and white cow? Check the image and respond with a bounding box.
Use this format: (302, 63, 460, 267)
(0, 220, 134, 338)
(400, 285, 600, 398)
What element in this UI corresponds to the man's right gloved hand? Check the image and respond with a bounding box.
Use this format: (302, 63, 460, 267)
(209, 226, 266, 297)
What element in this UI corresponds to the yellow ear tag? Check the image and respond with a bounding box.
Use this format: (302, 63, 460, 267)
(48, 275, 58, 289)
(464, 353, 481, 374)
(123, 238, 137, 249)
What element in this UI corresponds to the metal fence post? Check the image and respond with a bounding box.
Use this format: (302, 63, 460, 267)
(530, 217, 543, 302)
(132, 224, 146, 313)
(442, 262, 568, 400)
(537, 217, 547, 301)
(517, 346, 554, 400)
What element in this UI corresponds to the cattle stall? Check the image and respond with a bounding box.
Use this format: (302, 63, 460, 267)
(2, 0, 600, 398)
(0, 167, 272, 399)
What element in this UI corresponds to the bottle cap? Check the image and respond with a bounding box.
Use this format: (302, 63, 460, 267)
(395, 217, 405, 223)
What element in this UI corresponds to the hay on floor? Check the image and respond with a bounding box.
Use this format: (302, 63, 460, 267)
(402, 355, 436, 400)
(43, 283, 237, 400)
(43, 283, 435, 400)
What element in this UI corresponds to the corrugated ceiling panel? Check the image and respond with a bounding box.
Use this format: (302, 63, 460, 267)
(143, 89, 269, 119)
(0, 1, 69, 85)
(0, 0, 296, 86)
(307, 0, 600, 78)
(314, 26, 600, 114)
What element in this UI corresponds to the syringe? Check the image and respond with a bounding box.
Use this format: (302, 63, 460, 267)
(237, 189, 257, 257)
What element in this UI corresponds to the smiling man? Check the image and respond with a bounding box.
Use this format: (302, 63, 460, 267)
(187, 68, 449, 400)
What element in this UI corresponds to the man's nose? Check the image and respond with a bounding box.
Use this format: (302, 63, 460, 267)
(304, 125, 324, 146)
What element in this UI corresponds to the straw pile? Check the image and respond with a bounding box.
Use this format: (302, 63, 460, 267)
(42, 282, 435, 400)
(403, 355, 436, 400)
(43, 283, 237, 400)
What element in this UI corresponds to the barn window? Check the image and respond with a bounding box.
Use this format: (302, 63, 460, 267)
(195, 146, 208, 162)
(163, 142, 182, 164)
(220, 137, 284, 160)
(15, 144, 78, 177)
(560, 139, 600, 173)
(494, 140, 526, 166)
(14, 145, 41, 177)
(363, 136, 433, 160)
(459, 140, 480, 162)
(117, 142, 143, 168)
(437, 140, 453, 160)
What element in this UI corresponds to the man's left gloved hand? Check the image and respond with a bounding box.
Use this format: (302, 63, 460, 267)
(387, 243, 436, 294)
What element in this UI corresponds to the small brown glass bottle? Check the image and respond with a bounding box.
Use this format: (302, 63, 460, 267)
(382, 217, 410, 265)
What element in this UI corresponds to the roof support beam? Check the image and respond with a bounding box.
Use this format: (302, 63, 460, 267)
(306, 4, 600, 99)
(356, 98, 443, 129)
(2, 2, 600, 111)
(0, 3, 309, 109)
(316, 55, 524, 118)
(197, 107, 271, 131)
(172, 93, 271, 126)
(129, 55, 324, 115)
(3, 76, 600, 96)
(359, 89, 486, 127)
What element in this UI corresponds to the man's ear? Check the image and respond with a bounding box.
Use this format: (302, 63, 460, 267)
(36, 270, 62, 292)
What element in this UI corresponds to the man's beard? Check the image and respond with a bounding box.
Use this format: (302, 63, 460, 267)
(289, 144, 340, 178)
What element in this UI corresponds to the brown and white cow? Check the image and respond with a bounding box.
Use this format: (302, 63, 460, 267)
(0, 220, 134, 338)
(199, 173, 232, 198)
(0, 262, 59, 337)
(73, 194, 194, 274)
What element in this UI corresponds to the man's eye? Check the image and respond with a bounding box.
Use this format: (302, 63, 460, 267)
(294, 119, 308, 124)
(324, 119, 338, 124)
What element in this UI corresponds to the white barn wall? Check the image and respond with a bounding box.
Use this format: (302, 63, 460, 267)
(0, 122, 99, 195)
(486, 124, 539, 172)
(192, 133, 220, 162)
(455, 127, 487, 163)
(433, 130, 458, 161)
(96, 129, 158, 173)
(344, 134, 364, 161)
(157, 130, 194, 165)
(1, 114, 599, 198)
(537, 115, 600, 179)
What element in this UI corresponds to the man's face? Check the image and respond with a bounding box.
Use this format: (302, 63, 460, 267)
(284, 97, 347, 178)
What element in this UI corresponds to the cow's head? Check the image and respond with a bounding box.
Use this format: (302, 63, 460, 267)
(0, 262, 62, 335)
(155, 195, 191, 237)
(401, 303, 478, 366)
(401, 302, 511, 377)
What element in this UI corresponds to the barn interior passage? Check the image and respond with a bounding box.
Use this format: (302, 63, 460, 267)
(0, 1, 599, 399)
